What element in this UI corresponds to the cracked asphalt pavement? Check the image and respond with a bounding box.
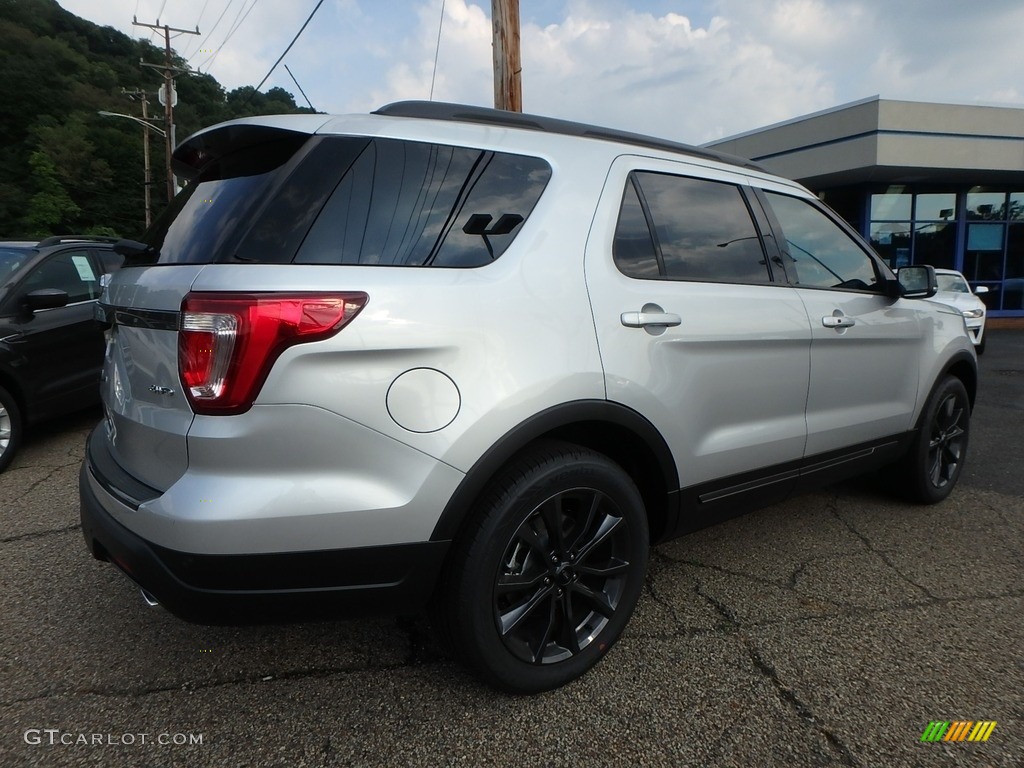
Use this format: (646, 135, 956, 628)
(2, 332, 1022, 767)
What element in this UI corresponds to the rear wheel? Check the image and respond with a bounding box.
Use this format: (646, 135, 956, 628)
(0, 385, 23, 473)
(895, 375, 970, 504)
(441, 441, 648, 693)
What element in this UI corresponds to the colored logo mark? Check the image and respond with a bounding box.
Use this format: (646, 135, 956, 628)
(920, 721, 997, 742)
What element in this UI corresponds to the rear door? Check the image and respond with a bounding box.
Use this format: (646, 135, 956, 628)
(756, 189, 924, 459)
(586, 157, 811, 507)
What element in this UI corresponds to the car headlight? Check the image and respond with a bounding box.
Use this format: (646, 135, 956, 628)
(962, 308, 984, 319)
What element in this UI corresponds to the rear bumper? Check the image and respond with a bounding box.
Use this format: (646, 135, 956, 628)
(79, 457, 449, 624)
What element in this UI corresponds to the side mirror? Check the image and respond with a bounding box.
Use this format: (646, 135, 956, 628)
(24, 288, 70, 312)
(974, 285, 990, 295)
(895, 265, 937, 299)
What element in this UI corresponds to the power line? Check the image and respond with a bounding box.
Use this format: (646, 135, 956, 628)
(204, 0, 260, 73)
(191, 0, 239, 70)
(284, 64, 315, 111)
(430, 0, 447, 100)
(243, 0, 326, 105)
(181, 0, 216, 57)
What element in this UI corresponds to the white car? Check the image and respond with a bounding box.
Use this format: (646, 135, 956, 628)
(932, 268, 988, 354)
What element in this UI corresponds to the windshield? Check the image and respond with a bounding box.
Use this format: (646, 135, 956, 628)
(0, 246, 32, 283)
(936, 273, 970, 293)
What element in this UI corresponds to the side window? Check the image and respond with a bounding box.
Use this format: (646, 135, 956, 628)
(22, 251, 99, 303)
(765, 192, 881, 291)
(613, 171, 770, 283)
(296, 139, 551, 267)
(612, 177, 660, 277)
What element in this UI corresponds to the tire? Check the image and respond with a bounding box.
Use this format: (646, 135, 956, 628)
(895, 375, 971, 504)
(440, 441, 649, 693)
(0, 384, 23, 473)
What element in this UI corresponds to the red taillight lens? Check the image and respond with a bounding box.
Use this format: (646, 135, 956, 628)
(179, 292, 368, 415)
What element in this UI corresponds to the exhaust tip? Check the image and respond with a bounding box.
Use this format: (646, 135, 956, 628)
(140, 588, 160, 607)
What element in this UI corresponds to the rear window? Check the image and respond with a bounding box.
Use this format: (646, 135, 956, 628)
(295, 139, 551, 267)
(140, 133, 311, 265)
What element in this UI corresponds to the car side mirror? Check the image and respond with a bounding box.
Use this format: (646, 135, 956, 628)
(24, 288, 70, 312)
(895, 265, 937, 299)
(973, 285, 990, 295)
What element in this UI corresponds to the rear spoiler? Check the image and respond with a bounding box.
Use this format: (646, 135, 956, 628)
(172, 115, 333, 180)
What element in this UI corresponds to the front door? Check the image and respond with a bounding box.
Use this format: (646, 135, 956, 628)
(758, 191, 924, 458)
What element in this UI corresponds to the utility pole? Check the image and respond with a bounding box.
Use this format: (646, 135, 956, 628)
(120, 89, 155, 228)
(132, 17, 199, 202)
(491, 0, 522, 112)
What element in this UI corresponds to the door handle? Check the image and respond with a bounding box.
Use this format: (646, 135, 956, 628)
(621, 310, 682, 329)
(822, 312, 856, 329)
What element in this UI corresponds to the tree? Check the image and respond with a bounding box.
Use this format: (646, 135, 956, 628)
(23, 150, 79, 236)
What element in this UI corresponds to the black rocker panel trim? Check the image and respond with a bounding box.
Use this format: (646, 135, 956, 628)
(672, 433, 913, 537)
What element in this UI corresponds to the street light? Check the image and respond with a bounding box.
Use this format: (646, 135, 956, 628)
(97, 110, 167, 137)
(98, 109, 168, 228)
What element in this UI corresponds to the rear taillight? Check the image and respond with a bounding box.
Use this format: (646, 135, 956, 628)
(179, 292, 368, 415)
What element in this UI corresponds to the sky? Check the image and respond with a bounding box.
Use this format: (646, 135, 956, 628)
(59, 0, 1024, 145)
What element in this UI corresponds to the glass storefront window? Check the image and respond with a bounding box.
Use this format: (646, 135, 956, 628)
(1009, 192, 1024, 221)
(870, 190, 911, 220)
(915, 193, 956, 221)
(914, 222, 956, 270)
(870, 222, 911, 267)
(966, 190, 1007, 220)
(1004, 223, 1024, 310)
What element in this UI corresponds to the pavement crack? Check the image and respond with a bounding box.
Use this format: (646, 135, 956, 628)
(0, 524, 81, 544)
(2, 660, 443, 707)
(829, 498, 939, 602)
(746, 644, 860, 767)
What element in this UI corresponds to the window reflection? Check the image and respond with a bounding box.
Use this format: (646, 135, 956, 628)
(615, 172, 769, 283)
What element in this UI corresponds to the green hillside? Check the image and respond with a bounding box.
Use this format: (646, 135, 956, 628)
(0, 0, 315, 239)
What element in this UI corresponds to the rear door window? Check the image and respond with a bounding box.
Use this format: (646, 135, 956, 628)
(296, 139, 551, 267)
(613, 171, 771, 283)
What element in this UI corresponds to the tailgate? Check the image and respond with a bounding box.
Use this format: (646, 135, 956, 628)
(99, 265, 204, 490)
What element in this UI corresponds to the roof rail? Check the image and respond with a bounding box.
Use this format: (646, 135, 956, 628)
(372, 101, 765, 172)
(36, 235, 121, 247)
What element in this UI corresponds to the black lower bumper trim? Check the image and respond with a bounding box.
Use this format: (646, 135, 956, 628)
(79, 463, 450, 624)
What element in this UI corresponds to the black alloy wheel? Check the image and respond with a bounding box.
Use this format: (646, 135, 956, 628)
(926, 388, 968, 491)
(896, 375, 971, 504)
(441, 441, 648, 693)
(495, 485, 631, 665)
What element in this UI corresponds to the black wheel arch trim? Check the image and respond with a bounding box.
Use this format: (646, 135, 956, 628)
(935, 350, 978, 413)
(430, 399, 680, 544)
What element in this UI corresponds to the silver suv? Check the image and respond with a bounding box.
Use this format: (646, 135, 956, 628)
(80, 102, 977, 693)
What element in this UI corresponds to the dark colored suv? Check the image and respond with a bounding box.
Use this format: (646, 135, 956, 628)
(0, 236, 123, 471)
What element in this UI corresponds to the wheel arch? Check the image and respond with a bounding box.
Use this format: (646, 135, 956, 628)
(940, 350, 978, 411)
(431, 400, 680, 545)
(0, 365, 27, 419)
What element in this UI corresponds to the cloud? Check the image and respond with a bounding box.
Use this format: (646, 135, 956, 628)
(364, 1, 837, 143)
(55, 0, 1024, 142)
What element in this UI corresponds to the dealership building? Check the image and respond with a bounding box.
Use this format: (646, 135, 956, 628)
(706, 97, 1024, 320)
